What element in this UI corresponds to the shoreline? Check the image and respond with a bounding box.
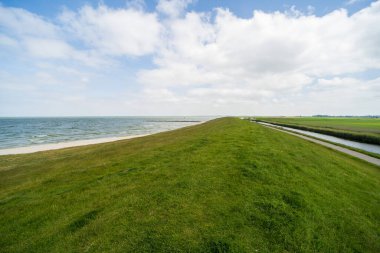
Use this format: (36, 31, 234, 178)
(0, 121, 206, 156)
(0, 134, 148, 155)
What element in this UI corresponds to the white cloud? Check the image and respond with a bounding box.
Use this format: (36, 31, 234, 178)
(0, 5, 100, 66)
(300, 77, 380, 115)
(0, 34, 18, 47)
(307, 5, 315, 15)
(23, 38, 74, 59)
(316, 77, 360, 87)
(1, 1, 380, 115)
(137, 1, 380, 114)
(1, 3, 163, 63)
(157, 0, 193, 18)
(59, 4, 162, 56)
(0, 5, 58, 38)
(126, 0, 146, 11)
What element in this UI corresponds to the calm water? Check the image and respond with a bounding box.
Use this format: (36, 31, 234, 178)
(0, 117, 216, 150)
(257, 121, 380, 154)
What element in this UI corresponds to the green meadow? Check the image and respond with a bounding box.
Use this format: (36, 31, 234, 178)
(0, 118, 379, 252)
(257, 117, 380, 145)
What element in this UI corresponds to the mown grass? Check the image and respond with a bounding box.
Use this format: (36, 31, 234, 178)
(0, 118, 379, 252)
(256, 117, 380, 145)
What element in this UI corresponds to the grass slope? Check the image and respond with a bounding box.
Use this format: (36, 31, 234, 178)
(257, 117, 380, 145)
(0, 118, 379, 253)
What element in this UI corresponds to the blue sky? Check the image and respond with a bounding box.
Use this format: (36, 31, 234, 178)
(2, 0, 374, 17)
(0, 0, 379, 116)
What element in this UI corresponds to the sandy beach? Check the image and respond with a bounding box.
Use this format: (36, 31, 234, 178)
(0, 134, 148, 155)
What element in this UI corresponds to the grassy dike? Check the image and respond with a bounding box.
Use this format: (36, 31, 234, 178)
(0, 118, 379, 252)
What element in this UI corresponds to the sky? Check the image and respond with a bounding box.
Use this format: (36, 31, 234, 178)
(0, 0, 379, 116)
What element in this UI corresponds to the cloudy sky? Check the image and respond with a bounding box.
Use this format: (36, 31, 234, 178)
(0, 0, 379, 116)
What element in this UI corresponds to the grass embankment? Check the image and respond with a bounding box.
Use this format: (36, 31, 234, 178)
(0, 118, 379, 252)
(256, 117, 380, 145)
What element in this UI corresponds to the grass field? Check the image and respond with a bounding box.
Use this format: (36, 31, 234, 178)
(256, 117, 380, 145)
(0, 118, 379, 252)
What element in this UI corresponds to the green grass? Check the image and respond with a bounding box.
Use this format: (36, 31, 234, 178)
(254, 122, 380, 160)
(0, 118, 379, 252)
(255, 117, 380, 145)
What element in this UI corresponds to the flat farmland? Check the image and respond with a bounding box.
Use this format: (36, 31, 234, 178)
(258, 117, 380, 145)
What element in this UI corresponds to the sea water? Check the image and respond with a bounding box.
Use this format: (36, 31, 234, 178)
(0, 116, 215, 150)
